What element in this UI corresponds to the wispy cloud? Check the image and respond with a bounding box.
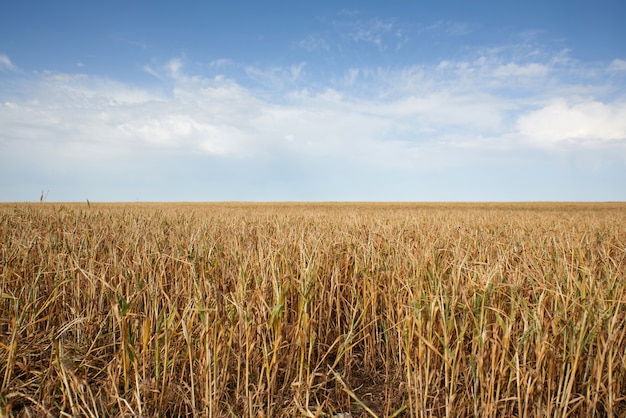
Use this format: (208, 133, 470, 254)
(245, 63, 306, 89)
(348, 17, 395, 47)
(112, 34, 148, 50)
(296, 15, 408, 53)
(210, 58, 235, 68)
(419, 20, 475, 36)
(339, 17, 407, 50)
(0, 54, 17, 72)
(296, 34, 331, 52)
(167, 58, 183, 78)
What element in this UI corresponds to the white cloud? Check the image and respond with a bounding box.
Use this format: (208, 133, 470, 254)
(112, 35, 148, 50)
(344, 68, 359, 85)
(297, 16, 409, 53)
(0, 54, 17, 72)
(329, 16, 407, 51)
(116, 114, 245, 155)
(296, 34, 330, 52)
(516, 99, 626, 145)
(350, 17, 394, 47)
(419, 20, 474, 36)
(372, 93, 505, 133)
(210, 58, 234, 68)
(245, 63, 306, 88)
(143, 65, 162, 80)
(609, 59, 626, 72)
(36, 71, 161, 104)
(1, 47, 625, 200)
(492, 62, 549, 78)
(167, 58, 183, 78)
(434, 56, 550, 90)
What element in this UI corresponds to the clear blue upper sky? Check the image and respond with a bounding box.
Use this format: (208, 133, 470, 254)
(1, 0, 625, 201)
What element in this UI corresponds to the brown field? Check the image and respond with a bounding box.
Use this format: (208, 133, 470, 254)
(1, 202, 625, 417)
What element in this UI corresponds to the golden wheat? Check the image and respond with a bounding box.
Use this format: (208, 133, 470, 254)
(0, 202, 625, 417)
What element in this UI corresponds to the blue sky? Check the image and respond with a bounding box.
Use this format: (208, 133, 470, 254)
(1, 0, 625, 201)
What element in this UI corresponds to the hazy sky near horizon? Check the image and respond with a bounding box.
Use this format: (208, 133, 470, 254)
(1, 1, 625, 202)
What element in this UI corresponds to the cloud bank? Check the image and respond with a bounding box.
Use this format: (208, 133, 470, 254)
(1, 39, 625, 200)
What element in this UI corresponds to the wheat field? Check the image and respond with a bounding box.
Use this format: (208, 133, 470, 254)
(1, 202, 625, 417)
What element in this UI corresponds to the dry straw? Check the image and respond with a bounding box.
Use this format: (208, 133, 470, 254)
(0, 202, 625, 417)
